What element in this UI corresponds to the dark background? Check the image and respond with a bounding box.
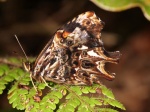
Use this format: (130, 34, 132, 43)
(0, 0, 150, 112)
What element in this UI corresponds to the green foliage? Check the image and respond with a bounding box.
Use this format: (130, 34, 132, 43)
(91, 0, 150, 21)
(0, 57, 125, 112)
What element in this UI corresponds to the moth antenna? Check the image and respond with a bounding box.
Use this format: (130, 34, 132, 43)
(15, 35, 37, 92)
(14, 35, 29, 61)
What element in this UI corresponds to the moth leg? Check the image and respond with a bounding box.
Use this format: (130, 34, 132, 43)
(30, 73, 37, 92)
(40, 76, 54, 90)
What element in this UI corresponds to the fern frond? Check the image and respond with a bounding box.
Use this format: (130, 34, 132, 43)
(0, 57, 125, 112)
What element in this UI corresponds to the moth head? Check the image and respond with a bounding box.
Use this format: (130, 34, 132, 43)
(23, 61, 31, 72)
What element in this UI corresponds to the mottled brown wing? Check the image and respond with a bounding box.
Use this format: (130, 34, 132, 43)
(29, 11, 120, 85)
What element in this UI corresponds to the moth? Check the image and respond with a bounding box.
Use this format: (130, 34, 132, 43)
(23, 11, 120, 87)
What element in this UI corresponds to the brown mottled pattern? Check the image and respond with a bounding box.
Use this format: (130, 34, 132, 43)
(24, 11, 121, 85)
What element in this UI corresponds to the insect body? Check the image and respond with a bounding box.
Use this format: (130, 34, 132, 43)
(23, 11, 120, 86)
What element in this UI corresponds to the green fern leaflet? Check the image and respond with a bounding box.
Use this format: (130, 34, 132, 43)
(0, 57, 125, 112)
